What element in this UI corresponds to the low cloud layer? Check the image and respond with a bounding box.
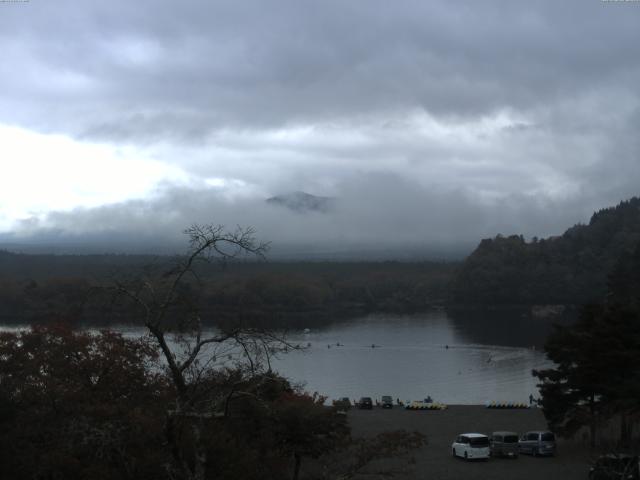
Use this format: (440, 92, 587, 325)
(1, 0, 638, 255)
(3, 174, 607, 259)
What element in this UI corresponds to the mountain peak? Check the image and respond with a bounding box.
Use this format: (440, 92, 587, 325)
(266, 191, 334, 213)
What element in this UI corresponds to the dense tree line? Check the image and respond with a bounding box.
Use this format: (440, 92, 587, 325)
(534, 242, 640, 447)
(0, 258, 454, 327)
(452, 197, 640, 305)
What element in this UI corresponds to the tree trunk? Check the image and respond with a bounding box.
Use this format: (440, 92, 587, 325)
(166, 411, 189, 477)
(165, 399, 207, 480)
(589, 396, 597, 448)
(589, 421, 597, 448)
(620, 413, 630, 448)
(192, 421, 207, 480)
(292, 452, 302, 480)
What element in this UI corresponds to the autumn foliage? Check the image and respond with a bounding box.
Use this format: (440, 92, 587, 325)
(0, 324, 168, 479)
(0, 325, 351, 480)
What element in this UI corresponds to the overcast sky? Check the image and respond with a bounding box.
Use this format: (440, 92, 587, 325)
(1, 0, 639, 256)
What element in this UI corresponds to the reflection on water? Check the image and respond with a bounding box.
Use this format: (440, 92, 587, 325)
(447, 307, 575, 348)
(271, 311, 556, 404)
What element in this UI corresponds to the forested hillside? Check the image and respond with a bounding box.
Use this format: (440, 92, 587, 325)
(452, 197, 640, 305)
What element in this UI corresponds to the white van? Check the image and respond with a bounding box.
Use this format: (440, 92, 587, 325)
(452, 433, 490, 460)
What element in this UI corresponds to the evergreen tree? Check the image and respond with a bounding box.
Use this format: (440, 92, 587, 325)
(534, 305, 609, 446)
(534, 242, 640, 447)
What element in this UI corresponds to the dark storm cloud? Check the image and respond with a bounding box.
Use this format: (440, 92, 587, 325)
(1, 0, 638, 137)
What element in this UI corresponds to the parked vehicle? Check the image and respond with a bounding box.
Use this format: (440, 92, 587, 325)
(452, 433, 490, 461)
(357, 397, 373, 409)
(489, 431, 519, 458)
(381, 395, 393, 409)
(589, 454, 640, 480)
(518, 431, 556, 456)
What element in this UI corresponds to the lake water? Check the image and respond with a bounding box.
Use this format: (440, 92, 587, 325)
(1, 309, 561, 405)
(270, 310, 556, 405)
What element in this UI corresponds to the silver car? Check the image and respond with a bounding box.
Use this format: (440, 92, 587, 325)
(518, 431, 556, 456)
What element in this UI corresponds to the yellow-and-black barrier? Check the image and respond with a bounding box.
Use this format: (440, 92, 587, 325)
(405, 401, 447, 410)
(485, 401, 530, 409)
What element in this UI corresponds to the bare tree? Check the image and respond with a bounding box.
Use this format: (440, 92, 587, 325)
(114, 224, 296, 480)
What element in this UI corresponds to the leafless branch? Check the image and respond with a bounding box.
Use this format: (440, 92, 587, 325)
(110, 224, 284, 480)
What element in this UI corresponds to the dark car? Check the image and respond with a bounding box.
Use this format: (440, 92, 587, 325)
(490, 431, 519, 458)
(589, 454, 640, 480)
(381, 396, 393, 409)
(358, 397, 373, 409)
(518, 430, 556, 456)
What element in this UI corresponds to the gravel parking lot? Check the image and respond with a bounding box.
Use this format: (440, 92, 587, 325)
(346, 405, 592, 480)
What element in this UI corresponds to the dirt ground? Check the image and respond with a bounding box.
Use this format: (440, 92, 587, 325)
(344, 405, 593, 480)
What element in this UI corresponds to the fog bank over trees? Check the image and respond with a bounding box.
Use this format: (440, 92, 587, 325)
(0, 174, 603, 259)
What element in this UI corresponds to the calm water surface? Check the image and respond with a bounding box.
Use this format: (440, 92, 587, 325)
(271, 311, 554, 405)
